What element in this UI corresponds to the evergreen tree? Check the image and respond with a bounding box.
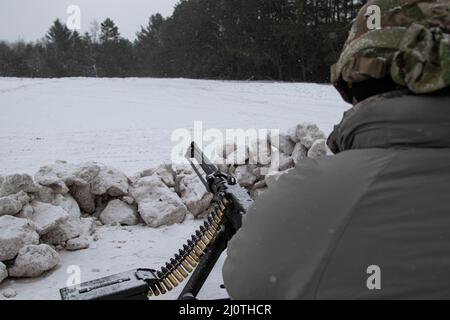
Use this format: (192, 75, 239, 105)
(97, 18, 136, 76)
(46, 19, 74, 51)
(100, 18, 121, 43)
(0, 42, 13, 76)
(135, 14, 166, 76)
(45, 19, 85, 76)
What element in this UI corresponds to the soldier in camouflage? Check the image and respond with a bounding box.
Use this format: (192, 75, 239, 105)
(223, 0, 450, 299)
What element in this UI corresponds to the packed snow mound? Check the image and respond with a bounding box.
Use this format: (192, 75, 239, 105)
(0, 191, 30, 216)
(34, 161, 130, 213)
(0, 174, 37, 197)
(131, 175, 188, 227)
(215, 122, 329, 198)
(99, 199, 139, 226)
(176, 173, 214, 217)
(0, 215, 40, 261)
(29, 201, 70, 235)
(0, 262, 7, 284)
(8, 244, 60, 278)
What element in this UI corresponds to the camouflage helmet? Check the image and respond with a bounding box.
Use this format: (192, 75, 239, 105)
(331, 0, 450, 103)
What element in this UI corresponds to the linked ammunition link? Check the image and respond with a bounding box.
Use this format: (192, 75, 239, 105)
(147, 200, 227, 297)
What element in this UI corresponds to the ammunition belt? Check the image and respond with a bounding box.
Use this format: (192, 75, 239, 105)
(147, 199, 228, 297)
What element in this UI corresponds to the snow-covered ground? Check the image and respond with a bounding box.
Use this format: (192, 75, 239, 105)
(0, 77, 349, 300)
(1, 219, 226, 300)
(0, 77, 348, 176)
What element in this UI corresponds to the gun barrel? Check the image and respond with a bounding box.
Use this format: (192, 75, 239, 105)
(186, 141, 218, 176)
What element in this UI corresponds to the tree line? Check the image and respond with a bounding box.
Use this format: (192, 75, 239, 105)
(0, 0, 364, 82)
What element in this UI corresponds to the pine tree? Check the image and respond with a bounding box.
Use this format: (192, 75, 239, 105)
(0, 42, 14, 76)
(97, 18, 136, 76)
(46, 19, 73, 51)
(45, 19, 86, 76)
(135, 14, 165, 76)
(100, 18, 120, 43)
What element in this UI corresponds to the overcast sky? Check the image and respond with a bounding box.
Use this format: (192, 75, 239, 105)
(0, 0, 179, 42)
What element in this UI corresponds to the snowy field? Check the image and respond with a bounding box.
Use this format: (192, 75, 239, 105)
(0, 77, 348, 176)
(0, 77, 349, 300)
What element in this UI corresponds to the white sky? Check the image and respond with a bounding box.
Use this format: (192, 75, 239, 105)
(0, 0, 179, 42)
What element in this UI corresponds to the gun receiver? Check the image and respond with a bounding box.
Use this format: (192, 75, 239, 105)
(59, 142, 253, 300)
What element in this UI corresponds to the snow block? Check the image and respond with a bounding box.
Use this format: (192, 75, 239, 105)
(0, 215, 39, 261)
(100, 199, 139, 226)
(131, 176, 187, 227)
(8, 244, 59, 278)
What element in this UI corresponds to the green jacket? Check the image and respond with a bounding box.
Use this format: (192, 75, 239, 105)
(222, 90, 450, 299)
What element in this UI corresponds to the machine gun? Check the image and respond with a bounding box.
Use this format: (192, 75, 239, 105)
(59, 142, 253, 300)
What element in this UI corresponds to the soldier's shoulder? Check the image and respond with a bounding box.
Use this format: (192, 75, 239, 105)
(357, 88, 450, 109)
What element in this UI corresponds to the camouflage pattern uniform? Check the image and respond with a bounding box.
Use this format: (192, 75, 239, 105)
(332, 0, 450, 103)
(223, 0, 450, 299)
